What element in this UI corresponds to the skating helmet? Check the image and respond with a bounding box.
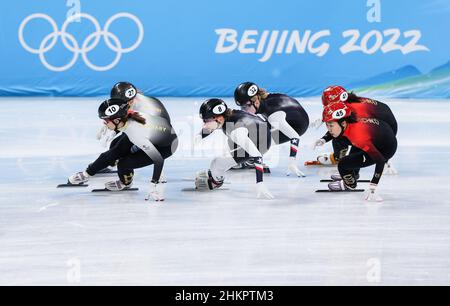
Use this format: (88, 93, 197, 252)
(234, 82, 260, 106)
(322, 85, 348, 107)
(199, 99, 228, 120)
(110, 82, 138, 102)
(98, 98, 130, 120)
(322, 101, 351, 123)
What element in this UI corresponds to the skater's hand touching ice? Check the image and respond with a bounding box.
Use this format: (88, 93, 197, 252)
(286, 157, 306, 177)
(365, 183, 383, 202)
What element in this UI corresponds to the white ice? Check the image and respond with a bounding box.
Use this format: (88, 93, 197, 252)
(0, 97, 450, 285)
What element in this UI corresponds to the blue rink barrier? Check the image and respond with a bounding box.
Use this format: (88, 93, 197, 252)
(0, 0, 449, 98)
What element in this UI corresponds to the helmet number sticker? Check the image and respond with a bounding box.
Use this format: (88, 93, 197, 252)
(125, 88, 136, 99)
(105, 105, 120, 116)
(247, 84, 258, 97)
(213, 104, 225, 115)
(332, 109, 347, 119)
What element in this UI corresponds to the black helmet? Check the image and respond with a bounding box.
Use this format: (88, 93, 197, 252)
(110, 82, 137, 102)
(234, 82, 259, 106)
(199, 99, 228, 120)
(98, 98, 130, 120)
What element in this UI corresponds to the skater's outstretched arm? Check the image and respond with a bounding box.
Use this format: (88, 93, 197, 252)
(360, 142, 386, 185)
(267, 111, 305, 177)
(229, 127, 274, 199)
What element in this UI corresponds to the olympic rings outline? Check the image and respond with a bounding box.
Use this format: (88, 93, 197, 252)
(18, 12, 144, 72)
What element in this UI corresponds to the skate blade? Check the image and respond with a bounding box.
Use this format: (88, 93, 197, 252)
(315, 189, 365, 193)
(181, 188, 230, 192)
(91, 188, 139, 193)
(57, 182, 89, 188)
(145, 197, 165, 202)
(320, 179, 370, 183)
(181, 178, 231, 185)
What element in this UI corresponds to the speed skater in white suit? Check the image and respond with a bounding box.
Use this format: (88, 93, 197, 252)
(68, 98, 178, 201)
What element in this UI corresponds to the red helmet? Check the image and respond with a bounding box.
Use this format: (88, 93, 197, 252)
(322, 102, 351, 123)
(322, 85, 349, 106)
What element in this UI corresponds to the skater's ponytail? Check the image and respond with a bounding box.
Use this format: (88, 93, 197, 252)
(347, 91, 378, 106)
(126, 110, 146, 125)
(347, 91, 360, 103)
(339, 112, 358, 124)
(223, 108, 234, 119)
(256, 87, 270, 100)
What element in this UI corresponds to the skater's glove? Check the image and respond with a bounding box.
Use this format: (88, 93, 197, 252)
(384, 162, 398, 175)
(193, 133, 203, 146)
(256, 182, 274, 199)
(96, 125, 107, 140)
(365, 183, 383, 202)
(146, 181, 165, 201)
(286, 157, 306, 177)
(309, 118, 323, 130)
(98, 126, 117, 148)
(312, 138, 326, 150)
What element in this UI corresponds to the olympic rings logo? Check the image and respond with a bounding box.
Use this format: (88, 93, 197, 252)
(18, 13, 144, 72)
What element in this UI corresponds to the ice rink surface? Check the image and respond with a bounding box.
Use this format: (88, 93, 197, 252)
(0, 97, 450, 285)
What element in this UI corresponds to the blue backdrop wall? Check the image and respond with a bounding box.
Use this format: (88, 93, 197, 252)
(0, 0, 449, 98)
